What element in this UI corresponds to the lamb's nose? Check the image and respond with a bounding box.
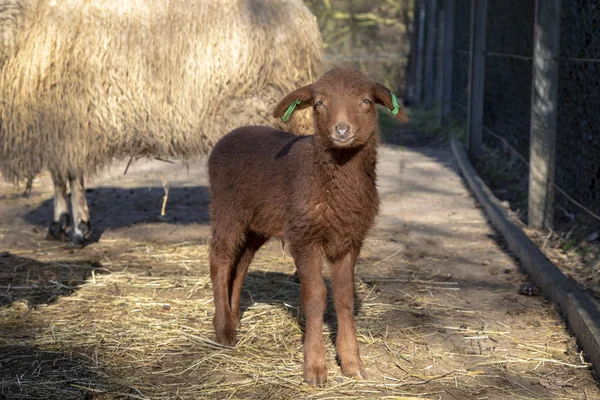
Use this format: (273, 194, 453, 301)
(335, 122, 349, 137)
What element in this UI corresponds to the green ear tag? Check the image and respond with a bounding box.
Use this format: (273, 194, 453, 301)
(389, 92, 400, 116)
(281, 99, 301, 122)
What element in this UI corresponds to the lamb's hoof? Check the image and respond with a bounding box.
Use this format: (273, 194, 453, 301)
(341, 364, 368, 380)
(214, 322, 236, 347)
(304, 362, 328, 387)
(45, 214, 70, 242)
(232, 311, 242, 328)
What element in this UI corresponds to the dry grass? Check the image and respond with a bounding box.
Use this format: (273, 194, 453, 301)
(0, 238, 596, 400)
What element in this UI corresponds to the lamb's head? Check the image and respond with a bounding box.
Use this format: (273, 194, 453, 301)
(274, 67, 408, 149)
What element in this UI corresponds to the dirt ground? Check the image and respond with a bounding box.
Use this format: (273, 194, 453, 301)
(1, 139, 599, 399)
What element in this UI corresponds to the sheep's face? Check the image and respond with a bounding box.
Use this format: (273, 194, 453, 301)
(274, 67, 408, 149)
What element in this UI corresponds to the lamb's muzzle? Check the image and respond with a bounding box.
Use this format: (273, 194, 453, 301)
(332, 121, 352, 143)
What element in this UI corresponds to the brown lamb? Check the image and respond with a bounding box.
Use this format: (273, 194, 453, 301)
(207, 67, 409, 387)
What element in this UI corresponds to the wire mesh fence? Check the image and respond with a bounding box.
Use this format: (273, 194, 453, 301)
(556, 0, 600, 221)
(482, 0, 534, 161)
(410, 0, 600, 226)
(450, 0, 471, 121)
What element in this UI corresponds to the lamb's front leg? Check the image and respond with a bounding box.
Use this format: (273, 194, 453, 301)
(294, 245, 328, 387)
(330, 250, 366, 379)
(45, 172, 70, 241)
(68, 175, 91, 247)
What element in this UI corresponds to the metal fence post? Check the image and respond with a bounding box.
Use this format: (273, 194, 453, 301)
(466, 0, 487, 157)
(415, 0, 426, 105)
(424, 0, 438, 109)
(528, 0, 561, 229)
(441, 0, 455, 124)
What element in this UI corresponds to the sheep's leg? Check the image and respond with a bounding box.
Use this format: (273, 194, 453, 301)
(45, 172, 70, 241)
(229, 232, 267, 327)
(294, 246, 328, 387)
(330, 250, 367, 380)
(68, 175, 91, 247)
(210, 237, 241, 346)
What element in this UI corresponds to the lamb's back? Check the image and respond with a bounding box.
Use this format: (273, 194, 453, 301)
(208, 126, 314, 236)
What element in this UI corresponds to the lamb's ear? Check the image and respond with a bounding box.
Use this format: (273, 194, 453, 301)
(372, 83, 409, 123)
(273, 84, 314, 122)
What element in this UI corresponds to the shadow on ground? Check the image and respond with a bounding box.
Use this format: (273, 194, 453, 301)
(0, 253, 104, 308)
(0, 346, 112, 400)
(0, 254, 122, 399)
(240, 270, 385, 353)
(23, 186, 210, 243)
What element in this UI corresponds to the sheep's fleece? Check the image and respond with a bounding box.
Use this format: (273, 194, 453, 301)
(0, 0, 322, 182)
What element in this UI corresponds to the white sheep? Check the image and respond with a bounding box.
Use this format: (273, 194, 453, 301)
(0, 0, 322, 246)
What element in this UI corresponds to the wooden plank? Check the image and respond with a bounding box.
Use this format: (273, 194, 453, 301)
(528, 0, 561, 229)
(466, 0, 487, 157)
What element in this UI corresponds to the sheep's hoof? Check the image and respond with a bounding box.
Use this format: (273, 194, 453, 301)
(66, 221, 92, 249)
(78, 221, 92, 238)
(45, 223, 68, 241)
(45, 214, 70, 242)
(65, 235, 85, 249)
(304, 362, 328, 387)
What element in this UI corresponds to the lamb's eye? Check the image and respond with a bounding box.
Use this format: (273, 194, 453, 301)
(314, 100, 323, 108)
(363, 99, 372, 105)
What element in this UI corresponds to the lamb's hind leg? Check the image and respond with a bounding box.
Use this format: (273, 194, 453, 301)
(68, 174, 91, 247)
(45, 172, 70, 241)
(210, 223, 246, 346)
(230, 232, 267, 326)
